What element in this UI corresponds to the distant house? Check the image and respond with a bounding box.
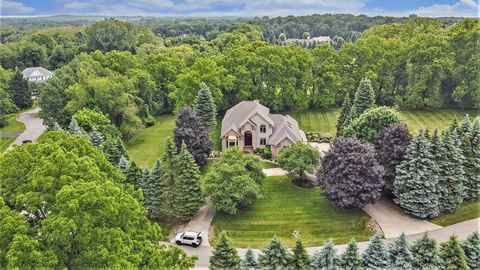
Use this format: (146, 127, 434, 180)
(285, 36, 331, 48)
(221, 100, 307, 158)
(22, 67, 53, 83)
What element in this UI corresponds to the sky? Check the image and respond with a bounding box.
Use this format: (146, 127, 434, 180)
(1, 0, 479, 17)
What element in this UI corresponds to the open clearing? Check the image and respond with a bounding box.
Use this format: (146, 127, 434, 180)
(127, 109, 479, 167)
(211, 176, 372, 248)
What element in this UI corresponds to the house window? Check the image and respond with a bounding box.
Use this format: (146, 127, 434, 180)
(260, 125, 266, 133)
(228, 140, 236, 147)
(260, 138, 267, 146)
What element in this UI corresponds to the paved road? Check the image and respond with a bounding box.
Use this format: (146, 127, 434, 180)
(174, 200, 215, 247)
(6, 108, 46, 151)
(165, 218, 480, 270)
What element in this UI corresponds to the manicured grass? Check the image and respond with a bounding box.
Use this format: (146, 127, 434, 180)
(212, 176, 372, 248)
(289, 108, 479, 137)
(431, 201, 480, 226)
(127, 115, 176, 168)
(0, 114, 25, 134)
(0, 137, 15, 153)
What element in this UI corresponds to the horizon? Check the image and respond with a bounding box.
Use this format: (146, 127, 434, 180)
(1, 0, 478, 18)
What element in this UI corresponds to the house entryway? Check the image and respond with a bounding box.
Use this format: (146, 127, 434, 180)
(244, 131, 252, 146)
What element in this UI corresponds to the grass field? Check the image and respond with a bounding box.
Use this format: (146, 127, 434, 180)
(127, 109, 479, 167)
(211, 176, 372, 248)
(0, 137, 15, 153)
(126, 115, 176, 168)
(431, 201, 480, 226)
(0, 114, 25, 134)
(291, 108, 479, 137)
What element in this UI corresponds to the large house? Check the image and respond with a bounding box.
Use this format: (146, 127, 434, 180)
(221, 100, 307, 158)
(22, 67, 53, 83)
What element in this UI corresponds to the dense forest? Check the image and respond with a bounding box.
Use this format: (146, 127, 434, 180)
(0, 15, 478, 139)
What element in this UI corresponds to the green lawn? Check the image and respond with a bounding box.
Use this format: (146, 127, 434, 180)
(0, 137, 15, 153)
(0, 114, 25, 134)
(290, 108, 479, 137)
(431, 201, 480, 226)
(127, 115, 176, 168)
(212, 176, 372, 248)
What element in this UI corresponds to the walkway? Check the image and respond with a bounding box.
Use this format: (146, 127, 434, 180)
(164, 218, 480, 269)
(7, 108, 46, 151)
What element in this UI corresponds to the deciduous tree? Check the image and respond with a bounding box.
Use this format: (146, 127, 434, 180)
(277, 141, 320, 180)
(343, 106, 400, 143)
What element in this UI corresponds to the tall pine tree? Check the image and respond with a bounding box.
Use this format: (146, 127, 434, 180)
(340, 239, 362, 270)
(148, 159, 163, 217)
(241, 248, 258, 270)
(292, 239, 312, 270)
(388, 233, 413, 270)
(258, 236, 292, 270)
(439, 235, 469, 270)
(140, 168, 152, 209)
(458, 114, 471, 138)
(126, 161, 143, 189)
(117, 155, 129, 176)
(194, 82, 217, 133)
(159, 138, 177, 217)
(68, 118, 85, 136)
(436, 129, 466, 213)
(209, 231, 241, 270)
(350, 78, 375, 120)
(173, 142, 204, 220)
(463, 117, 480, 201)
(88, 127, 104, 147)
(462, 231, 480, 270)
(336, 92, 352, 137)
(313, 240, 341, 270)
(8, 71, 32, 109)
(362, 234, 390, 269)
(393, 130, 440, 218)
(411, 233, 442, 270)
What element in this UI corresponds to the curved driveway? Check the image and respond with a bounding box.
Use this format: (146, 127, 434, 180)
(6, 108, 46, 151)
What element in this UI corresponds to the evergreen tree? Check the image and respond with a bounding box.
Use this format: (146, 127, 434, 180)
(462, 231, 480, 270)
(117, 155, 129, 176)
(350, 78, 375, 120)
(173, 106, 212, 165)
(194, 82, 217, 132)
(340, 239, 362, 270)
(140, 168, 152, 209)
(436, 129, 466, 213)
(336, 92, 352, 136)
(393, 130, 440, 218)
(159, 138, 178, 217)
(411, 233, 442, 270)
(459, 114, 471, 138)
(49, 121, 63, 131)
(68, 118, 85, 136)
(209, 231, 241, 270)
(450, 116, 459, 131)
(8, 71, 32, 109)
(388, 233, 413, 270)
(241, 248, 258, 270)
(88, 127, 104, 147)
(104, 137, 122, 165)
(147, 159, 163, 217)
(173, 142, 203, 220)
(126, 161, 143, 189)
(463, 117, 480, 201)
(116, 137, 129, 159)
(292, 239, 312, 270)
(439, 235, 469, 270)
(362, 234, 389, 270)
(258, 236, 292, 270)
(313, 240, 341, 270)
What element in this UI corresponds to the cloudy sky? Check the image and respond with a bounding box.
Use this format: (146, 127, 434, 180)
(1, 0, 478, 17)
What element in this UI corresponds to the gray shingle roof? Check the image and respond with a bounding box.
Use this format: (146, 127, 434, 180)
(22, 67, 53, 79)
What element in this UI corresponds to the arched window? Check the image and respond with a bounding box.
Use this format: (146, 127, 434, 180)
(260, 125, 266, 133)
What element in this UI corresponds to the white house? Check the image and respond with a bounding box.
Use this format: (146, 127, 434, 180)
(22, 67, 53, 83)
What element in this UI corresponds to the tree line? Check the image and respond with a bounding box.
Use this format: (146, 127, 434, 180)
(209, 231, 480, 270)
(13, 17, 474, 140)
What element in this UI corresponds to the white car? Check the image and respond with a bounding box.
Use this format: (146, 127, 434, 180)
(175, 231, 203, 247)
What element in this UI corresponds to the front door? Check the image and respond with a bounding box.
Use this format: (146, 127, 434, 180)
(244, 131, 252, 146)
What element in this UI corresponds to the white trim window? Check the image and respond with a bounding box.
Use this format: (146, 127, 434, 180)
(260, 138, 267, 146)
(260, 125, 266, 133)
